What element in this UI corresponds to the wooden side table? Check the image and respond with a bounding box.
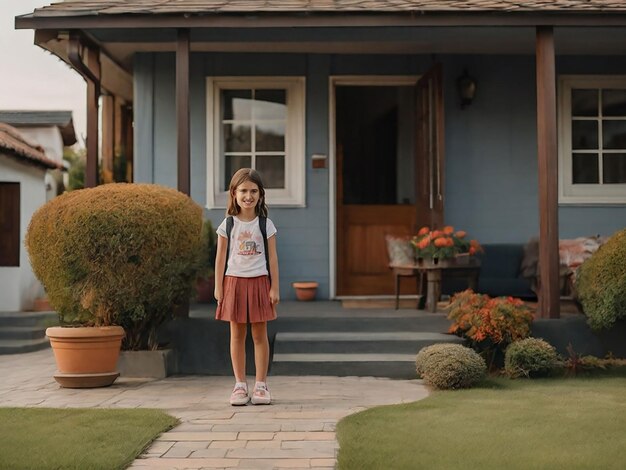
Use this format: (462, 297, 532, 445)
(417, 259, 481, 312)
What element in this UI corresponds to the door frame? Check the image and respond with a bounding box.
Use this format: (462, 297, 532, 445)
(328, 75, 419, 299)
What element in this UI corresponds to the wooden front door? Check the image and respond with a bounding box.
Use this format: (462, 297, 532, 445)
(336, 68, 445, 296)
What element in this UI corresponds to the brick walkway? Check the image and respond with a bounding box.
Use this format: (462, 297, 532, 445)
(0, 350, 429, 469)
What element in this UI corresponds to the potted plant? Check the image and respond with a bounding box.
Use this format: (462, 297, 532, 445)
(411, 225, 483, 267)
(292, 281, 319, 301)
(25, 183, 204, 387)
(195, 219, 217, 303)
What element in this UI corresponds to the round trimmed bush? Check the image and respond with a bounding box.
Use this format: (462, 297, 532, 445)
(576, 228, 626, 330)
(25, 183, 204, 349)
(415, 343, 486, 390)
(504, 338, 559, 378)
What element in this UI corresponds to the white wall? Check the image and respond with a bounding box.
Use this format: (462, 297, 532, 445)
(14, 127, 65, 200)
(0, 155, 47, 311)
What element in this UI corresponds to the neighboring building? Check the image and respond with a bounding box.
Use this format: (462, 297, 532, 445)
(0, 123, 63, 311)
(15, 1, 626, 315)
(0, 110, 77, 200)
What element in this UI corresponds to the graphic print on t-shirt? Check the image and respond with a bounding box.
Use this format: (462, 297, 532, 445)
(237, 230, 261, 256)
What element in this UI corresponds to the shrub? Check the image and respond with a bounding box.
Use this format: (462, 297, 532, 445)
(415, 343, 486, 390)
(576, 228, 626, 330)
(447, 290, 534, 369)
(562, 345, 626, 377)
(504, 338, 559, 378)
(26, 183, 204, 350)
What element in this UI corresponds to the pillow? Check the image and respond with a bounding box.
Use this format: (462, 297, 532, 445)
(385, 235, 415, 267)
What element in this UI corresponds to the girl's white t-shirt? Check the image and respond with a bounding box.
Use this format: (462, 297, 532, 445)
(216, 216, 277, 278)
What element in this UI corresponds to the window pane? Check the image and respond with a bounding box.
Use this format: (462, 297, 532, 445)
(572, 153, 599, 184)
(256, 122, 285, 152)
(224, 156, 252, 189)
(224, 124, 251, 152)
(603, 153, 626, 184)
(222, 90, 252, 120)
(572, 89, 598, 117)
(602, 89, 626, 116)
(257, 155, 285, 189)
(602, 120, 626, 150)
(254, 90, 286, 120)
(572, 120, 598, 150)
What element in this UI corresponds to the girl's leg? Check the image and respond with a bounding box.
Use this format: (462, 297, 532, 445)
(230, 321, 247, 382)
(250, 321, 269, 382)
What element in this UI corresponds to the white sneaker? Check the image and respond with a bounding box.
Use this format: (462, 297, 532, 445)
(229, 384, 249, 406)
(251, 383, 271, 405)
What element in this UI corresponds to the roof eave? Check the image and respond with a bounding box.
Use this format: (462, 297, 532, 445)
(15, 11, 626, 30)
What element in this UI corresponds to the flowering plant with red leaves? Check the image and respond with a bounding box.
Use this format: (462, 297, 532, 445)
(411, 226, 483, 260)
(447, 289, 534, 368)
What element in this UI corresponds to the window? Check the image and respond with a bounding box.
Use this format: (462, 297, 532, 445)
(559, 76, 626, 204)
(206, 77, 306, 208)
(0, 182, 20, 267)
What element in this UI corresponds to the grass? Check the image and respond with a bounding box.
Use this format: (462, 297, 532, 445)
(337, 371, 626, 470)
(0, 408, 178, 470)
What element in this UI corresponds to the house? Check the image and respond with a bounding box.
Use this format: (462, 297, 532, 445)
(0, 110, 77, 200)
(0, 123, 64, 311)
(15, 1, 626, 317)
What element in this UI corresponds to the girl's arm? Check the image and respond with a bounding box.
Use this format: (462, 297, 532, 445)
(268, 235, 280, 305)
(214, 234, 228, 304)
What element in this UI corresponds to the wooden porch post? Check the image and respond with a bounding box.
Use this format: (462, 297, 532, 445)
(69, 36, 101, 188)
(85, 46, 101, 188)
(101, 94, 115, 183)
(176, 28, 191, 196)
(536, 26, 560, 319)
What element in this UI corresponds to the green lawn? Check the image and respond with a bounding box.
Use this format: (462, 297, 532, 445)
(0, 408, 178, 470)
(337, 371, 626, 470)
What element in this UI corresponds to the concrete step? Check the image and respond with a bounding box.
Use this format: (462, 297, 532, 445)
(273, 315, 452, 333)
(271, 353, 418, 379)
(0, 326, 47, 340)
(0, 338, 50, 355)
(273, 331, 462, 354)
(0, 311, 57, 327)
(271, 331, 464, 378)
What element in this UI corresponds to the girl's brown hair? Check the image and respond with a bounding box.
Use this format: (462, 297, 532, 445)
(226, 168, 268, 217)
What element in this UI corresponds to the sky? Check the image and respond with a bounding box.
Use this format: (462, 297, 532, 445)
(0, 1, 87, 146)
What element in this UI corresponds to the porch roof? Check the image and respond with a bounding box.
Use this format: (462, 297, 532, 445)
(25, 1, 626, 16)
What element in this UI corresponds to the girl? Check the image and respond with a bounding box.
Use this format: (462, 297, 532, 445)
(214, 168, 279, 406)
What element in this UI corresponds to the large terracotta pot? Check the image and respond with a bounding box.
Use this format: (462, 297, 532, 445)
(45, 326, 125, 388)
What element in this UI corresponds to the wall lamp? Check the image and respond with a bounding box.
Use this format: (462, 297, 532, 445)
(457, 69, 477, 109)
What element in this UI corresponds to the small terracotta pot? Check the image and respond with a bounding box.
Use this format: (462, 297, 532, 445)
(292, 282, 318, 301)
(46, 326, 125, 388)
(33, 297, 52, 312)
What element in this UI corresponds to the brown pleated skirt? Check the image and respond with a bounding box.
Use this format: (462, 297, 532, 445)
(216, 275, 276, 324)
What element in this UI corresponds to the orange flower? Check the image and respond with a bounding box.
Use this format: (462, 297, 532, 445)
(446, 237, 455, 247)
(431, 230, 442, 239)
(434, 237, 448, 247)
(418, 237, 431, 249)
(469, 246, 476, 255)
(443, 226, 454, 235)
(455, 230, 466, 238)
(417, 226, 430, 236)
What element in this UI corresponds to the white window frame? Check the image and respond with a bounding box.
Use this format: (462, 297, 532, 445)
(206, 76, 306, 209)
(558, 75, 626, 204)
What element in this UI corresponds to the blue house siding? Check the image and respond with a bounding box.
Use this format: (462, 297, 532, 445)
(134, 51, 626, 298)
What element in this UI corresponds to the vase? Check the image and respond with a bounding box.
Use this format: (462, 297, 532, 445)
(292, 282, 318, 301)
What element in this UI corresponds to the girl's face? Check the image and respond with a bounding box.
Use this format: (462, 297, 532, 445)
(234, 180, 260, 212)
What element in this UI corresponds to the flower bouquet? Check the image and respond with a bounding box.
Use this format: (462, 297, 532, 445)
(411, 226, 482, 265)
